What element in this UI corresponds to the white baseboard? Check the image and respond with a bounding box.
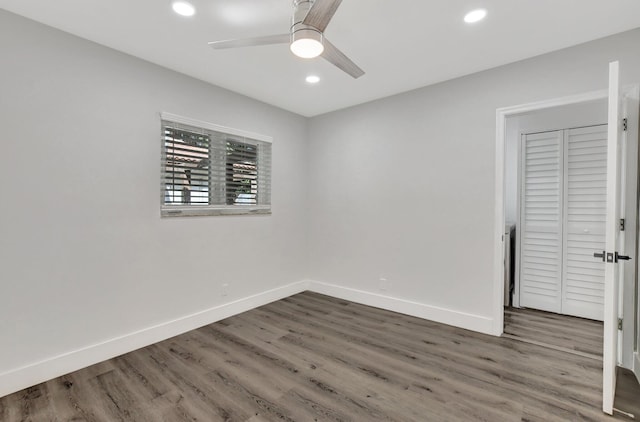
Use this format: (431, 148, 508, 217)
(306, 280, 494, 335)
(1, 279, 497, 399)
(0, 280, 309, 399)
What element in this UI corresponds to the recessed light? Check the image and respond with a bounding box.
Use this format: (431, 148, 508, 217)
(172, 1, 196, 17)
(464, 9, 487, 23)
(306, 75, 320, 84)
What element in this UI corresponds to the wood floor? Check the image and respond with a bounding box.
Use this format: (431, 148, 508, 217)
(0, 292, 633, 421)
(503, 306, 640, 419)
(503, 307, 603, 359)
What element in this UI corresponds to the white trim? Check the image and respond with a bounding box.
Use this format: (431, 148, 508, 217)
(493, 89, 608, 336)
(160, 112, 273, 143)
(160, 205, 271, 218)
(493, 104, 507, 335)
(307, 280, 494, 335)
(496, 90, 608, 117)
(0, 280, 308, 399)
(620, 85, 640, 370)
(0, 279, 495, 398)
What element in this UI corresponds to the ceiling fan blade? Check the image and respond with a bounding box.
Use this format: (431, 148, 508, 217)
(208, 34, 289, 49)
(302, 0, 342, 32)
(321, 39, 365, 79)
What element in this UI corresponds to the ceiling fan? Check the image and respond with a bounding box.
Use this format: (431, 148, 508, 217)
(208, 0, 365, 79)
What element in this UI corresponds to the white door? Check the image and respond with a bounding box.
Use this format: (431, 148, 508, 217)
(519, 131, 563, 314)
(520, 127, 608, 320)
(602, 61, 624, 415)
(562, 125, 608, 321)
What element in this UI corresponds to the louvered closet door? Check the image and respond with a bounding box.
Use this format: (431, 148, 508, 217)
(520, 131, 563, 313)
(562, 125, 608, 321)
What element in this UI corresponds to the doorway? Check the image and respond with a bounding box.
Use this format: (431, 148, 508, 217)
(493, 83, 640, 414)
(503, 101, 609, 349)
(497, 94, 638, 340)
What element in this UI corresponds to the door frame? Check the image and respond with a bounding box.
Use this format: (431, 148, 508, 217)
(493, 89, 608, 335)
(494, 86, 639, 365)
(619, 85, 639, 371)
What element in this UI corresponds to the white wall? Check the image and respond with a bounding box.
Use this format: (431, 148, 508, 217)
(3, 7, 640, 397)
(307, 28, 640, 333)
(504, 100, 608, 223)
(0, 10, 308, 394)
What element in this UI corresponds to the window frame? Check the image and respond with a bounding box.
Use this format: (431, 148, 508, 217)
(160, 112, 272, 217)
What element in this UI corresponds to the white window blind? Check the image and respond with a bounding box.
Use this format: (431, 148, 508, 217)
(161, 113, 272, 217)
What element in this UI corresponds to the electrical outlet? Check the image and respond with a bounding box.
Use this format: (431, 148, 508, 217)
(379, 277, 390, 291)
(221, 283, 229, 297)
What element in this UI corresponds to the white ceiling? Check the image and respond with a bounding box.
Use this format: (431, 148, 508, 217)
(2, 0, 640, 116)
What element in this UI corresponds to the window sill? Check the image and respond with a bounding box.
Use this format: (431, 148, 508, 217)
(161, 206, 271, 217)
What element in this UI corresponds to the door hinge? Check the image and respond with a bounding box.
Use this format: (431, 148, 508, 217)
(622, 118, 628, 131)
(618, 318, 623, 330)
(620, 218, 625, 231)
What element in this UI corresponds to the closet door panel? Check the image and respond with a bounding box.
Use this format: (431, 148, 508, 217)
(520, 131, 563, 313)
(562, 125, 608, 321)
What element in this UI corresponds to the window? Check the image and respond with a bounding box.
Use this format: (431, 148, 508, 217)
(161, 113, 272, 216)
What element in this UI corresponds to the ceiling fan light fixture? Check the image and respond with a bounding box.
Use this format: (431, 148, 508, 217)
(290, 29, 324, 59)
(208, 0, 364, 78)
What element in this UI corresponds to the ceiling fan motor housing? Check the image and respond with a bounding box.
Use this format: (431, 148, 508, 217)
(291, 0, 323, 51)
